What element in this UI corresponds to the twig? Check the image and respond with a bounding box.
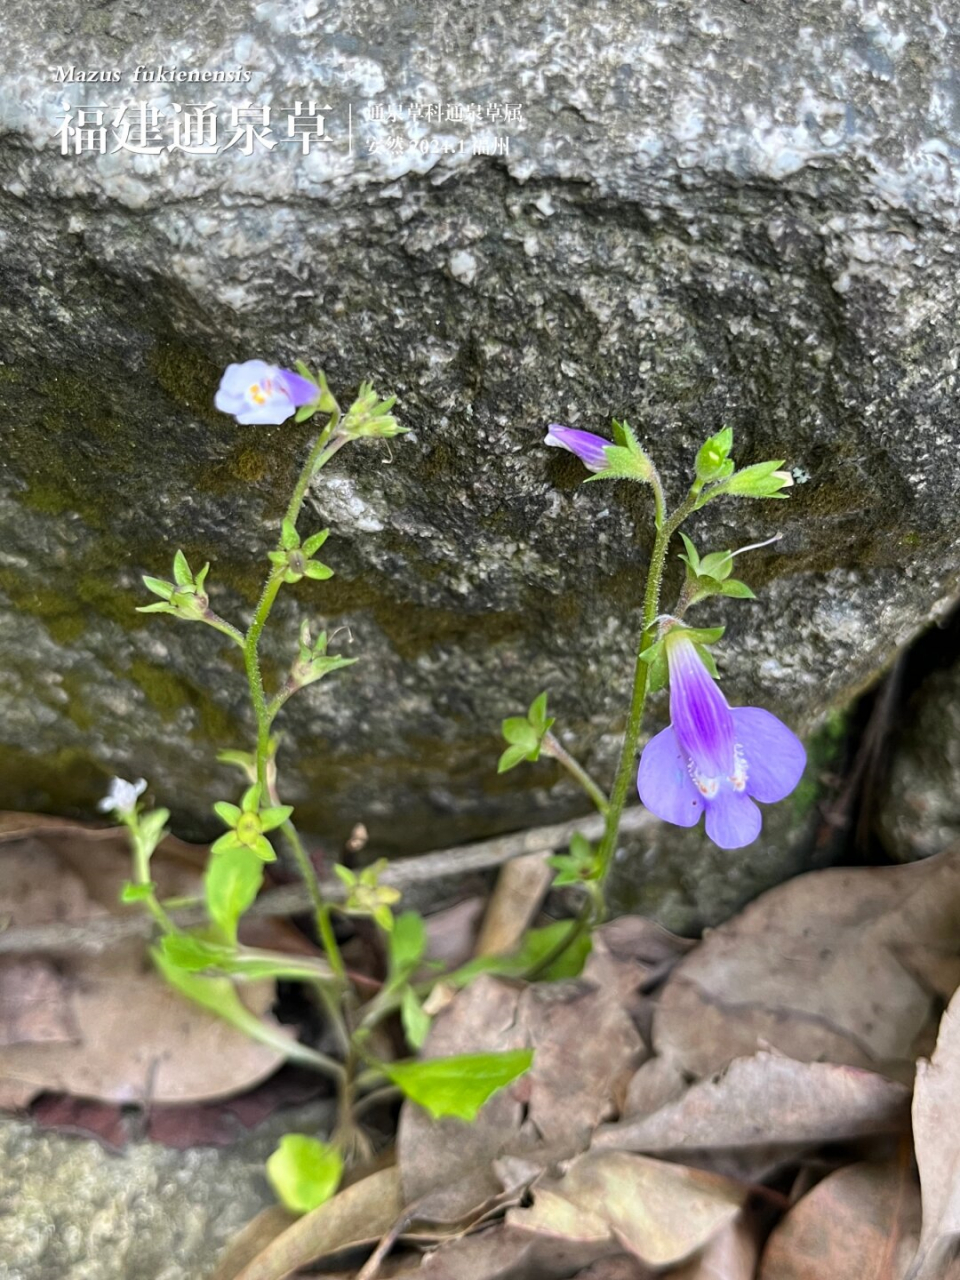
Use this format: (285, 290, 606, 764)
(0, 807, 655, 957)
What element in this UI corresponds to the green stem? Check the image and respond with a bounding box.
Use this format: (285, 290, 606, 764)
(130, 827, 177, 934)
(202, 612, 245, 649)
(595, 487, 701, 902)
(541, 733, 609, 815)
(281, 818, 348, 984)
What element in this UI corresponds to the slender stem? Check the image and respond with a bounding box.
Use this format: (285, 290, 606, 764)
(521, 895, 596, 982)
(595, 488, 701, 901)
(201, 612, 246, 649)
(129, 827, 178, 934)
(541, 733, 609, 815)
(281, 818, 348, 983)
(648, 460, 667, 531)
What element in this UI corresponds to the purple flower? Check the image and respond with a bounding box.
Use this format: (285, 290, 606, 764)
(215, 360, 318, 426)
(543, 424, 611, 473)
(637, 632, 806, 849)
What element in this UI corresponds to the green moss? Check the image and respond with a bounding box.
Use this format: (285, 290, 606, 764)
(0, 569, 88, 644)
(0, 744, 107, 817)
(792, 708, 849, 819)
(148, 335, 223, 424)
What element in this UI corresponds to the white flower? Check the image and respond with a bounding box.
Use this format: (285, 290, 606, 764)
(98, 776, 147, 816)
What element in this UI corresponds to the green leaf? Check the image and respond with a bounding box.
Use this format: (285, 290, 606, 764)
(213, 801, 242, 827)
(172, 549, 192, 587)
(281, 518, 300, 550)
(205, 847, 264, 944)
(719, 578, 756, 599)
(120, 881, 155, 904)
(304, 560, 334, 580)
(675, 625, 725, 647)
(302, 529, 330, 556)
(142, 575, 174, 600)
(294, 360, 319, 385)
(401, 986, 432, 1050)
(502, 717, 538, 749)
(160, 933, 333, 982)
(267, 1134, 343, 1215)
(383, 1049, 534, 1121)
(373, 904, 395, 932)
(333, 863, 357, 887)
(389, 911, 427, 978)
(497, 744, 533, 774)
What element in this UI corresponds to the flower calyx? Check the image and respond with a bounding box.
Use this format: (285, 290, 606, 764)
(678, 533, 756, 607)
(498, 692, 555, 773)
(268, 520, 334, 584)
(640, 622, 725, 694)
(211, 784, 292, 863)
(291, 622, 358, 691)
(340, 381, 406, 440)
(138, 550, 211, 622)
(291, 361, 338, 422)
(334, 859, 402, 932)
(547, 831, 601, 888)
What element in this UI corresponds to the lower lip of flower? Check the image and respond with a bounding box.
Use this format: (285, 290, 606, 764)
(689, 742, 748, 798)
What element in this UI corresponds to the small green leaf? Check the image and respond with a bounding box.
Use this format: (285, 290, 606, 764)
(205, 847, 264, 944)
(172, 549, 192, 587)
(719, 578, 756, 599)
(497, 744, 532, 774)
(389, 911, 427, 978)
(401, 986, 432, 1049)
(267, 1134, 343, 1215)
(281, 519, 300, 550)
(449, 921, 591, 985)
(698, 551, 734, 581)
(333, 863, 357, 887)
(383, 1049, 534, 1121)
(304, 560, 334, 580)
(213, 801, 242, 827)
(142, 575, 174, 600)
(160, 933, 334, 982)
(120, 881, 155, 904)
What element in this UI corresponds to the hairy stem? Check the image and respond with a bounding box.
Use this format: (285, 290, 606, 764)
(595, 487, 701, 901)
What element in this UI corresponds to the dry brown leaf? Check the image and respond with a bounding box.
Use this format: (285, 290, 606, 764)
(909, 986, 960, 1280)
(758, 1159, 920, 1280)
(209, 1207, 298, 1280)
(474, 852, 553, 958)
(0, 957, 78, 1046)
(570, 1258, 654, 1280)
(654, 850, 960, 1082)
(621, 1055, 688, 1119)
(230, 1167, 404, 1280)
(509, 1151, 746, 1269)
(593, 1052, 911, 1180)
(398, 971, 643, 1221)
(669, 1213, 760, 1280)
(0, 822, 291, 1107)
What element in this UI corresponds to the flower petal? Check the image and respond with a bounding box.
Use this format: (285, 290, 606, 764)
(732, 706, 806, 803)
(543, 425, 611, 473)
(637, 725, 704, 828)
(277, 369, 319, 407)
(704, 788, 762, 849)
(666, 634, 735, 778)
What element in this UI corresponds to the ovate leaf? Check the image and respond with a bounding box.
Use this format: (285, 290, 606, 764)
(384, 1048, 534, 1121)
(266, 1134, 344, 1215)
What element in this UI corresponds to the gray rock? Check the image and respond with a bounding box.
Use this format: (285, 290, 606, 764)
(0, 1102, 334, 1280)
(0, 0, 958, 923)
(878, 658, 960, 862)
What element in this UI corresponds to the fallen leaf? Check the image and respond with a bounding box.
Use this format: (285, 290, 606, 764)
(0, 822, 293, 1107)
(669, 1213, 759, 1280)
(758, 1159, 920, 1280)
(509, 1151, 746, 1269)
(0, 957, 78, 1046)
(910, 985, 960, 1279)
(474, 852, 553, 958)
(593, 1053, 911, 1180)
(570, 1258, 654, 1280)
(653, 850, 960, 1082)
(230, 1166, 404, 1280)
(398, 971, 643, 1221)
(415, 1222, 621, 1280)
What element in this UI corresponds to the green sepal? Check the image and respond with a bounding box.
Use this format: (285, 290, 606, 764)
(213, 801, 242, 826)
(400, 986, 432, 1050)
(266, 1134, 343, 1216)
(527, 691, 554, 736)
(695, 644, 720, 679)
(294, 404, 318, 423)
(304, 560, 333, 580)
(240, 784, 262, 813)
(250, 834, 277, 862)
(210, 832, 245, 856)
(707, 459, 792, 501)
(267, 550, 287, 565)
(694, 427, 734, 484)
(678, 533, 701, 576)
(302, 529, 330, 556)
(136, 601, 176, 614)
(281, 519, 300, 550)
(502, 717, 538, 750)
(382, 1049, 534, 1121)
(259, 804, 293, 831)
(142, 575, 175, 600)
(547, 832, 600, 887)
(497, 744, 532, 773)
(672, 624, 725, 647)
(172, 549, 192, 587)
(718, 578, 756, 599)
(333, 863, 357, 888)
